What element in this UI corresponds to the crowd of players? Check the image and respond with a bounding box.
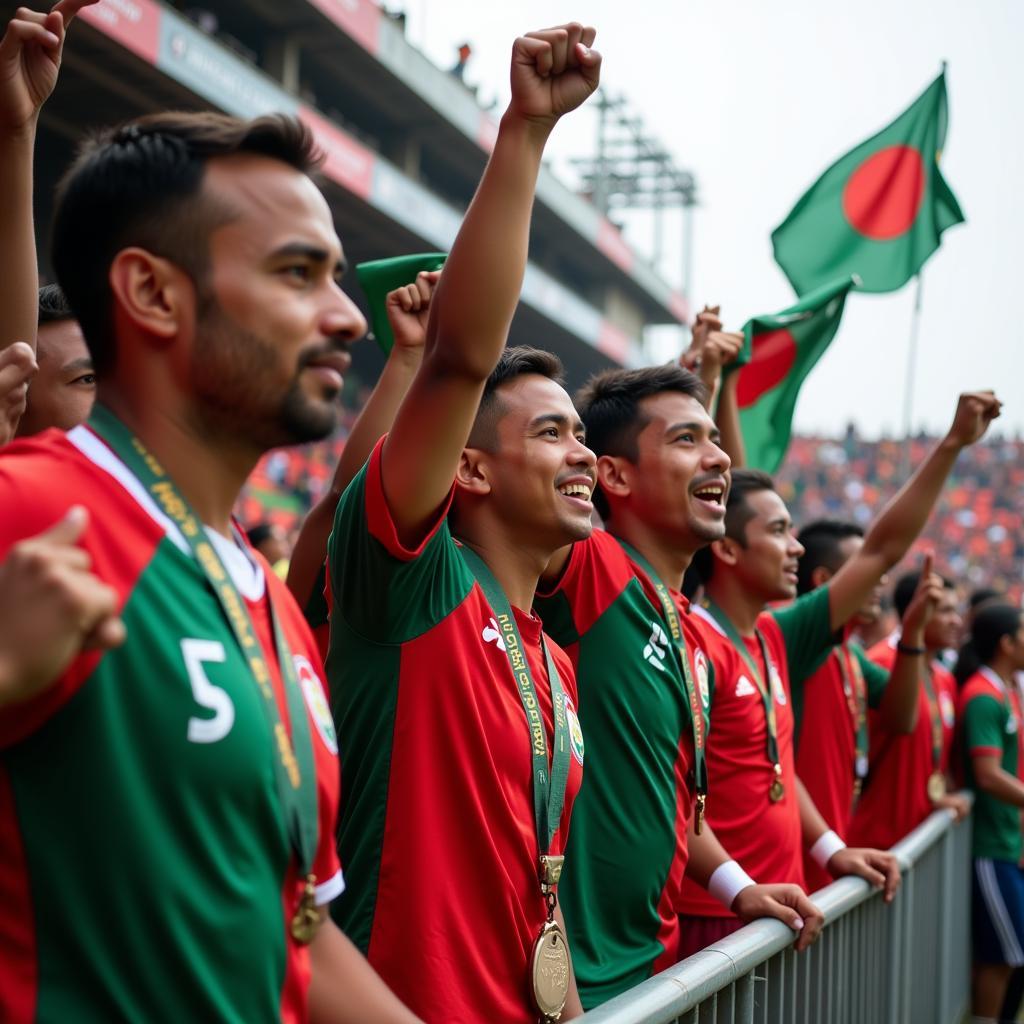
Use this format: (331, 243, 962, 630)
(0, 5, 1020, 1023)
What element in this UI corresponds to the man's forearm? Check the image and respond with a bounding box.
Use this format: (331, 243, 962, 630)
(878, 650, 923, 734)
(308, 917, 421, 1024)
(860, 436, 960, 567)
(0, 129, 39, 355)
(424, 113, 550, 378)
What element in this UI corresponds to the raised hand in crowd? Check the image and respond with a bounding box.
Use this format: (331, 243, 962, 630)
(0, 506, 124, 710)
(0, 340, 36, 445)
(0, 0, 96, 370)
(286, 269, 441, 608)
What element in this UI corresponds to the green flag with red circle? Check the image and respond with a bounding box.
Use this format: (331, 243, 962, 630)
(771, 71, 964, 295)
(729, 276, 856, 473)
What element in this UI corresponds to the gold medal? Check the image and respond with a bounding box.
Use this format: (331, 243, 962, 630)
(926, 771, 947, 803)
(695, 793, 706, 835)
(290, 874, 321, 945)
(531, 919, 571, 1020)
(769, 763, 785, 802)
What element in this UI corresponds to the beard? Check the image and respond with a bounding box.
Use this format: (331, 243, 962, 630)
(189, 298, 343, 451)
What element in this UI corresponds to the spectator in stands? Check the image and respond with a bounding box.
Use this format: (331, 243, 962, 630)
(957, 604, 1024, 1022)
(326, 25, 601, 1023)
(450, 41, 472, 81)
(794, 523, 944, 890)
(14, 284, 95, 437)
(0, 2, 419, 1017)
(848, 568, 971, 850)
(246, 521, 291, 578)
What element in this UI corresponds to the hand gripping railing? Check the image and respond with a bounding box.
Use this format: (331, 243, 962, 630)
(579, 799, 973, 1024)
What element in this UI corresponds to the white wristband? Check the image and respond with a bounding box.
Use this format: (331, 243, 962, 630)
(810, 829, 847, 869)
(707, 859, 756, 911)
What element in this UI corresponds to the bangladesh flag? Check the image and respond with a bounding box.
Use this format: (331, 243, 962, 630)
(772, 71, 964, 295)
(728, 276, 856, 473)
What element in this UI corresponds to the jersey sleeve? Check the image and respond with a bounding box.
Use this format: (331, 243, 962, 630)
(327, 435, 473, 645)
(852, 643, 890, 709)
(963, 692, 1007, 760)
(769, 585, 834, 686)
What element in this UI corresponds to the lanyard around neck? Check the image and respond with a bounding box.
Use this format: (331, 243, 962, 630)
(703, 598, 781, 772)
(459, 545, 570, 857)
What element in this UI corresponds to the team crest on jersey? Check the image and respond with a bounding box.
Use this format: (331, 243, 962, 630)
(939, 692, 955, 728)
(294, 655, 338, 755)
(694, 648, 710, 709)
(643, 621, 668, 672)
(565, 695, 585, 766)
(1008, 715, 1019, 735)
(770, 663, 787, 706)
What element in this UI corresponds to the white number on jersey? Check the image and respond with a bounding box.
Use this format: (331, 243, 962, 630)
(181, 638, 235, 743)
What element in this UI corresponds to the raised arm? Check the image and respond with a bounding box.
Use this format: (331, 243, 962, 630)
(825, 391, 1001, 632)
(381, 24, 600, 546)
(286, 272, 437, 605)
(0, 0, 95, 355)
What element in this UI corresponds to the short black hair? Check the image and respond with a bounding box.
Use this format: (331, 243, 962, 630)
(467, 346, 565, 451)
(893, 569, 956, 619)
(691, 468, 777, 584)
(968, 587, 1001, 612)
(246, 523, 276, 550)
(955, 603, 1022, 685)
(38, 284, 74, 327)
(52, 111, 322, 377)
(796, 519, 864, 595)
(574, 363, 706, 518)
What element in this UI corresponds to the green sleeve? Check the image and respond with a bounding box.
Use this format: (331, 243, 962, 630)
(770, 585, 834, 686)
(852, 642, 890, 709)
(327, 457, 473, 644)
(964, 694, 1007, 756)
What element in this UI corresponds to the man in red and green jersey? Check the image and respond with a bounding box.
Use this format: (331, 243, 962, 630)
(535, 362, 823, 1007)
(793, 521, 942, 891)
(849, 569, 968, 850)
(957, 604, 1024, 1019)
(327, 24, 602, 1023)
(676, 397, 1001, 951)
(0, 26, 418, 1016)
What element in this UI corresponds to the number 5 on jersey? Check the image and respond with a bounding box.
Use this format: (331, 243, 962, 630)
(181, 638, 235, 743)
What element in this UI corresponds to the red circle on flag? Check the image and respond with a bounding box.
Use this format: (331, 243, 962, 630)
(842, 145, 926, 240)
(737, 328, 797, 409)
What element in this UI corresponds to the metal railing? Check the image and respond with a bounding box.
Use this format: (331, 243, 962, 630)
(580, 802, 973, 1024)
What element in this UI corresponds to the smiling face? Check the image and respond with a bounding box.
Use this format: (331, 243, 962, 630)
(604, 391, 731, 551)
(16, 318, 96, 437)
(468, 373, 597, 551)
(724, 487, 806, 602)
(188, 154, 367, 449)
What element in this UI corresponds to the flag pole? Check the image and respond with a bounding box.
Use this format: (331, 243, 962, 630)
(901, 273, 924, 458)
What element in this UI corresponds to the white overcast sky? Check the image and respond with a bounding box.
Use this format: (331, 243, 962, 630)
(398, 0, 1023, 438)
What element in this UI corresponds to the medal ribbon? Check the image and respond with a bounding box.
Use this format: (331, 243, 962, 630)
(703, 599, 782, 777)
(921, 660, 944, 775)
(615, 540, 708, 802)
(88, 405, 318, 877)
(833, 644, 868, 781)
(459, 545, 571, 856)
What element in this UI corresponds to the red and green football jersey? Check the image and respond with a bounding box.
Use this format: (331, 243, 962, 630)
(326, 437, 583, 1024)
(534, 529, 713, 1007)
(959, 668, 1024, 861)
(680, 588, 832, 917)
(848, 636, 957, 850)
(0, 427, 342, 1024)
(796, 637, 888, 891)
